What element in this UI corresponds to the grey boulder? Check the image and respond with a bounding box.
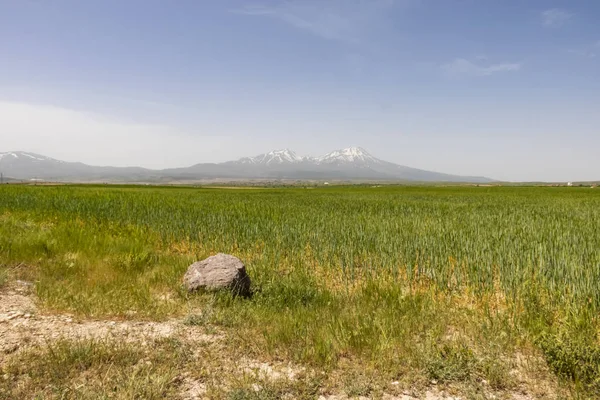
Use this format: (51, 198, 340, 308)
(183, 253, 251, 296)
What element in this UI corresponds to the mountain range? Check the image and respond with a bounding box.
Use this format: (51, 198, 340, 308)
(0, 147, 493, 183)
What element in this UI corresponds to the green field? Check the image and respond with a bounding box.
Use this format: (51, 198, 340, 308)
(1, 185, 599, 398)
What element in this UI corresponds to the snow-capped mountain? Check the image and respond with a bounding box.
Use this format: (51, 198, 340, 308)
(234, 149, 305, 165)
(232, 147, 382, 166)
(164, 146, 491, 182)
(0, 147, 493, 182)
(0, 151, 60, 163)
(0, 151, 151, 181)
(316, 147, 381, 166)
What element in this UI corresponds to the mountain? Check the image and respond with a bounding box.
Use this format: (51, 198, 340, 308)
(316, 147, 382, 166)
(0, 151, 154, 181)
(0, 148, 493, 183)
(234, 149, 306, 165)
(230, 147, 381, 167)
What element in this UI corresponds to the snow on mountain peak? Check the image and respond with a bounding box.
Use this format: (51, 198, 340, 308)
(237, 149, 305, 165)
(0, 152, 18, 161)
(316, 146, 379, 165)
(233, 147, 383, 166)
(20, 152, 48, 161)
(0, 151, 59, 162)
(266, 149, 304, 163)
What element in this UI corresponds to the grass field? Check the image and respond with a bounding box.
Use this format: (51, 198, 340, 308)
(1, 184, 599, 398)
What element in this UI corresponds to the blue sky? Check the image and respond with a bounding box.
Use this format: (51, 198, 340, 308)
(0, 0, 599, 181)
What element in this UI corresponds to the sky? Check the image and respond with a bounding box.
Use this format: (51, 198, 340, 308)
(0, 0, 599, 182)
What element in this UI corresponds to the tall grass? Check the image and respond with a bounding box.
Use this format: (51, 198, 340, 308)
(1, 185, 599, 394)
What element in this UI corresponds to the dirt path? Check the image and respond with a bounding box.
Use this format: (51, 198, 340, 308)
(0, 280, 218, 356)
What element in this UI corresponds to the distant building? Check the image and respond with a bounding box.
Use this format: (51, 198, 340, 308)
(567, 182, 573, 187)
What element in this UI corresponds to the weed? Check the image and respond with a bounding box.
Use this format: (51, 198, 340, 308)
(537, 332, 600, 393)
(425, 341, 477, 383)
(184, 313, 209, 326)
(0, 265, 7, 288)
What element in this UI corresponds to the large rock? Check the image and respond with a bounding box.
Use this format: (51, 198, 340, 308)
(183, 253, 251, 296)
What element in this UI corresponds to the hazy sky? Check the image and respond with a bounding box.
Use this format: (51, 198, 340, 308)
(1, 0, 599, 181)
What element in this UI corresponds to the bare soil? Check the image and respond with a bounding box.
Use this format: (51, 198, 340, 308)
(0, 280, 218, 357)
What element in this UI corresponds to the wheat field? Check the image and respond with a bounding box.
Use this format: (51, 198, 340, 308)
(1, 184, 599, 398)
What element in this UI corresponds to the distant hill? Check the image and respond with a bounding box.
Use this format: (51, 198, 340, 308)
(0, 148, 493, 183)
(0, 152, 158, 182)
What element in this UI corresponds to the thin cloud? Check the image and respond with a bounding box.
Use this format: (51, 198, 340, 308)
(568, 40, 600, 59)
(442, 58, 521, 77)
(233, 0, 409, 43)
(568, 49, 596, 59)
(541, 8, 573, 27)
